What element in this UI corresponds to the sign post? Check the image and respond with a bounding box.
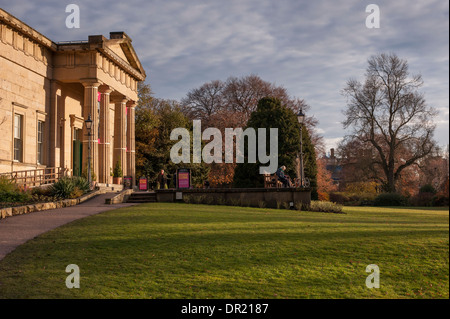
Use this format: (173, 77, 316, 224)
(176, 168, 191, 189)
(138, 176, 148, 191)
(123, 176, 132, 189)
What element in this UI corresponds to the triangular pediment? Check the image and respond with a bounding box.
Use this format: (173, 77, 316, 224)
(105, 32, 146, 77)
(108, 43, 129, 61)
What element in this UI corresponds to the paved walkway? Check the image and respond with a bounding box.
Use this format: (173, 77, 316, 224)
(0, 193, 136, 261)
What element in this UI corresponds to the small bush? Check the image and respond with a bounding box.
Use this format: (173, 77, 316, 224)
(294, 201, 303, 211)
(308, 201, 343, 213)
(182, 195, 192, 204)
(329, 192, 351, 204)
(276, 200, 282, 209)
(69, 187, 84, 199)
(281, 202, 290, 209)
(228, 198, 241, 207)
(258, 200, 266, 208)
(113, 161, 123, 178)
(51, 176, 90, 199)
(191, 195, 205, 204)
(419, 184, 437, 194)
(432, 194, 449, 207)
(73, 176, 90, 193)
(374, 193, 407, 206)
(409, 192, 435, 207)
(0, 176, 31, 203)
(31, 186, 53, 197)
(51, 177, 75, 199)
(329, 192, 376, 206)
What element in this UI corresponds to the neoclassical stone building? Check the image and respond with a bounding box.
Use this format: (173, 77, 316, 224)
(0, 9, 146, 185)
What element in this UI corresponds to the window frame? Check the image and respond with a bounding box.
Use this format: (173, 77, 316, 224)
(13, 113, 23, 162)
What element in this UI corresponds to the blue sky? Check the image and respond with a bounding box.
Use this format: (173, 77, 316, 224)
(1, 0, 448, 153)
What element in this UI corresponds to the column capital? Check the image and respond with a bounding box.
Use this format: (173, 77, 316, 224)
(81, 79, 101, 88)
(99, 85, 113, 94)
(119, 97, 129, 104)
(127, 100, 137, 108)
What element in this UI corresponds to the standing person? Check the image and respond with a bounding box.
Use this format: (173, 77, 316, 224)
(157, 169, 167, 189)
(276, 165, 291, 188)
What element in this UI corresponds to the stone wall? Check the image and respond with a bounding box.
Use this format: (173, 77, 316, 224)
(155, 188, 311, 208)
(0, 189, 102, 219)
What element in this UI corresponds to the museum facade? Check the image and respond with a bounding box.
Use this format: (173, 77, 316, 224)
(0, 8, 146, 185)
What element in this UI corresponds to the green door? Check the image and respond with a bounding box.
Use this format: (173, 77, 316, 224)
(73, 139, 82, 177)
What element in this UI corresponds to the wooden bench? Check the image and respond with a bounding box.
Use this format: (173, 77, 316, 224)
(264, 174, 283, 188)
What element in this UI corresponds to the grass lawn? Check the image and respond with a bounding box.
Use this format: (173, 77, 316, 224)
(0, 203, 448, 299)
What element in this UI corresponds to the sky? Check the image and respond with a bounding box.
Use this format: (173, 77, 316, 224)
(1, 0, 448, 154)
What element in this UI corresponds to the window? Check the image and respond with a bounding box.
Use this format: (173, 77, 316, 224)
(37, 120, 44, 164)
(14, 114, 23, 161)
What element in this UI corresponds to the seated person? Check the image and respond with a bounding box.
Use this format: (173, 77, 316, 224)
(276, 165, 292, 188)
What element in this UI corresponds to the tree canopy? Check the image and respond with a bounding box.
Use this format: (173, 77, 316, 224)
(233, 97, 317, 196)
(135, 82, 210, 187)
(342, 53, 437, 193)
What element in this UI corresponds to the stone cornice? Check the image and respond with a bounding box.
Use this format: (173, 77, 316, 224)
(0, 8, 57, 51)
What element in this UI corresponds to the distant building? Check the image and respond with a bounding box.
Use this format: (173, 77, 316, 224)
(0, 9, 146, 185)
(323, 148, 342, 188)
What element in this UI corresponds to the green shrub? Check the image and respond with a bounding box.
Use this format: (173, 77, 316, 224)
(329, 192, 376, 206)
(308, 201, 343, 213)
(0, 176, 31, 203)
(113, 161, 123, 178)
(228, 198, 241, 206)
(432, 194, 449, 207)
(329, 192, 351, 204)
(182, 195, 192, 204)
(73, 176, 90, 193)
(191, 195, 206, 204)
(69, 187, 84, 199)
(51, 176, 90, 199)
(419, 184, 437, 194)
(281, 202, 290, 209)
(409, 192, 435, 207)
(374, 193, 407, 206)
(31, 186, 53, 197)
(0, 176, 17, 193)
(294, 201, 303, 211)
(51, 177, 75, 199)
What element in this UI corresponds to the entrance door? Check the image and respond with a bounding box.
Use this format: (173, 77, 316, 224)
(72, 129, 82, 176)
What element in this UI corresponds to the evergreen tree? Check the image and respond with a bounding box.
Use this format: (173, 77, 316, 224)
(233, 97, 316, 189)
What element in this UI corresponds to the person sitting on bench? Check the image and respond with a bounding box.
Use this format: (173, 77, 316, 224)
(276, 165, 291, 188)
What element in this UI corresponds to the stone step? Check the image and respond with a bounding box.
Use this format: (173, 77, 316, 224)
(127, 192, 157, 203)
(96, 183, 124, 192)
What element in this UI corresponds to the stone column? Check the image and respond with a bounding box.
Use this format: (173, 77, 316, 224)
(126, 101, 136, 186)
(113, 97, 128, 179)
(98, 86, 112, 184)
(49, 81, 61, 168)
(82, 80, 100, 182)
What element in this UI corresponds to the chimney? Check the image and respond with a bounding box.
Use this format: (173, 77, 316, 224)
(330, 148, 335, 159)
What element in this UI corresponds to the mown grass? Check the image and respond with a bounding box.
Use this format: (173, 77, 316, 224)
(0, 203, 448, 299)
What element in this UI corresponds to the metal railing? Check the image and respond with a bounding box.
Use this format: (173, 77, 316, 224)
(0, 167, 69, 188)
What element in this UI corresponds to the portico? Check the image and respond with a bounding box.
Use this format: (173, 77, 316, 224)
(0, 8, 146, 187)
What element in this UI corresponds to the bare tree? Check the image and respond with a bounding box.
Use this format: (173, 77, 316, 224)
(342, 53, 437, 193)
(181, 80, 225, 120)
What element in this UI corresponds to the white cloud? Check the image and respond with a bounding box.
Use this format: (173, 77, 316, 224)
(0, 0, 448, 146)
